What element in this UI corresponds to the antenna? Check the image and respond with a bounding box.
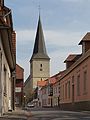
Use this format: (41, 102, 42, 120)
(38, 0, 41, 16)
(38, 4, 41, 15)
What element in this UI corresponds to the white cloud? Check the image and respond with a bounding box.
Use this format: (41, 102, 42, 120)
(16, 29, 85, 46)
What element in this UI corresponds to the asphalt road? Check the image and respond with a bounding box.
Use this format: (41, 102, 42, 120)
(28, 107, 90, 120)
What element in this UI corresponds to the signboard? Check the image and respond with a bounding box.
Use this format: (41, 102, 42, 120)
(15, 87, 21, 92)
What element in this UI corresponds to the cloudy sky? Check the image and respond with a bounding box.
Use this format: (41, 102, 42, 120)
(5, 0, 90, 80)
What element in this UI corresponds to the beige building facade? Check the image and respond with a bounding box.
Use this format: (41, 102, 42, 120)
(0, 1, 16, 115)
(31, 60, 50, 89)
(0, 37, 12, 114)
(24, 75, 32, 103)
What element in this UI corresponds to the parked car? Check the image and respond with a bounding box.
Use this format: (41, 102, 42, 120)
(27, 103, 34, 107)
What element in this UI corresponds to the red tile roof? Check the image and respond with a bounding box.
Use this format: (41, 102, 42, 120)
(49, 77, 57, 84)
(37, 80, 48, 87)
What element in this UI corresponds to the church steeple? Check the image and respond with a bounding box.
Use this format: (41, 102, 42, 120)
(30, 15, 50, 89)
(30, 16, 50, 61)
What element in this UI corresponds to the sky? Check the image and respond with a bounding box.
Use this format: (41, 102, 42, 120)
(5, 0, 90, 80)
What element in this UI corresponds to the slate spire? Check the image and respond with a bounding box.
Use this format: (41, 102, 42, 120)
(31, 15, 50, 61)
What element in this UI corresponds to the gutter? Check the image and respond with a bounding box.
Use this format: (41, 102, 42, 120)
(0, 27, 15, 70)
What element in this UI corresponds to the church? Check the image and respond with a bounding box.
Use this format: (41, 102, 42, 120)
(24, 15, 50, 102)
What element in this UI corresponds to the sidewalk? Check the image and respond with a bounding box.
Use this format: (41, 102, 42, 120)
(0, 107, 31, 120)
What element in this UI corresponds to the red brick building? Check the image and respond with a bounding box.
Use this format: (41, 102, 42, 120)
(59, 32, 90, 110)
(15, 64, 24, 107)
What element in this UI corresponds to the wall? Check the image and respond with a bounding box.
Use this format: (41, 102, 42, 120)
(0, 34, 12, 114)
(60, 51, 90, 110)
(31, 59, 50, 88)
(15, 64, 24, 107)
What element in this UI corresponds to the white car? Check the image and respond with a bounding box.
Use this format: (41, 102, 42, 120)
(27, 103, 34, 107)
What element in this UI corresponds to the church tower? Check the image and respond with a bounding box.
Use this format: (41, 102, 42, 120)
(30, 16, 50, 89)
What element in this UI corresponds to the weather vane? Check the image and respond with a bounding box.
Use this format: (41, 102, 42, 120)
(38, 4, 41, 15)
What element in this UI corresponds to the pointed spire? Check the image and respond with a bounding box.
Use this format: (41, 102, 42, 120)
(30, 16, 50, 61)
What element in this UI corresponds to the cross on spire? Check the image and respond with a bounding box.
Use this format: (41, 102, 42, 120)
(38, 3, 41, 16)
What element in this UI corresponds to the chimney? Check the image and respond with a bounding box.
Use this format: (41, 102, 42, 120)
(12, 31, 16, 56)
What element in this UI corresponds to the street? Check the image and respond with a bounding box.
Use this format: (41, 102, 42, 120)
(0, 107, 90, 120)
(28, 107, 90, 120)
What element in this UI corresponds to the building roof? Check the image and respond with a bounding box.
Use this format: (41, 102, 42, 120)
(37, 80, 48, 87)
(24, 75, 31, 86)
(79, 32, 90, 45)
(0, 5, 15, 70)
(64, 54, 77, 63)
(30, 16, 50, 61)
(48, 77, 57, 84)
(16, 64, 24, 79)
(64, 54, 81, 63)
(16, 64, 24, 71)
(60, 49, 90, 81)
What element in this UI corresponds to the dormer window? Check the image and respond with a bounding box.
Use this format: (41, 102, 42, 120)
(79, 32, 90, 54)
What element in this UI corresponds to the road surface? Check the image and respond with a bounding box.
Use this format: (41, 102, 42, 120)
(28, 107, 90, 120)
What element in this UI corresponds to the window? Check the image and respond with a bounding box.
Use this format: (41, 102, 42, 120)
(77, 75, 80, 96)
(48, 98, 50, 104)
(65, 83, 67, 99)
(63, 85, 64, 100)
(16, 79, 22, 84)
(40, 64, 43, 71)
(68, 81, 70, 98)
(40, 64, 42, 67)
(83, 71, 87, 94)
(60, 86, 63, 100)
(72, 76, 74, 84)
(4, 65, 7, 96)
(40, 68, 42, 71)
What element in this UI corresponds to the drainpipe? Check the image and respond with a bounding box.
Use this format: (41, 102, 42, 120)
(11, 71, 16, 110)
(0, 49, 2, 115)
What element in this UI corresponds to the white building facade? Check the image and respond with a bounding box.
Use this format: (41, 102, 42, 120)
(0, 1, 16, 115)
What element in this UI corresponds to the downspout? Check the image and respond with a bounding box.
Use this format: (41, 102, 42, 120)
(11, 71, 16, 110)
(0, 49, 2, 115)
